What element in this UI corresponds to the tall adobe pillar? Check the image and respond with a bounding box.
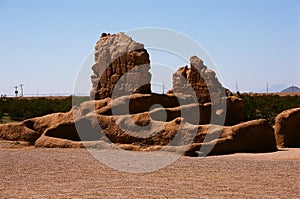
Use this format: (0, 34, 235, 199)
(168, 55, 226, 104)
(90, 32, 152, 100)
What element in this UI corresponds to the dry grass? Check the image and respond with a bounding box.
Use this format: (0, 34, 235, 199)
(0, 144, 299, 198)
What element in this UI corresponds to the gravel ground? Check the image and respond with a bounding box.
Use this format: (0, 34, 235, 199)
(0, 146, 299, 199)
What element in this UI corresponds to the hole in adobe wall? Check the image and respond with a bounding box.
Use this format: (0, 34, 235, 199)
(45, 123, 81, 141)
(45, 119, 103, 141)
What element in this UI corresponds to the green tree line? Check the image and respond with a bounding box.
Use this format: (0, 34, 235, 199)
(0, 96, 89, 122)
(240, 94, 300, 125)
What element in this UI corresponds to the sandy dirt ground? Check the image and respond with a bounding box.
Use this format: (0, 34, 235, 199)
(0, 144, 299, 199)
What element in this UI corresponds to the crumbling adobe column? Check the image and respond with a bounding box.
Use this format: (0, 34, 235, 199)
(168, 55, 225, 104)
(90, 32, 152, 100)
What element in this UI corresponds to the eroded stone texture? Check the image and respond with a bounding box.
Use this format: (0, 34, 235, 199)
(274, 108, 300, 147)
(168, 56, 226, 104)
(91, 32, 151, 100)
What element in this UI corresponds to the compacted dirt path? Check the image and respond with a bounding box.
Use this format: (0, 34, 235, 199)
(0, 146, 299, 198)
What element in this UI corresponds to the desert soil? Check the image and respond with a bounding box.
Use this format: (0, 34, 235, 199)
(0, 143, 299, 199)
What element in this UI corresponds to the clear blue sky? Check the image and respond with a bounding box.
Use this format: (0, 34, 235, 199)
(0, 0, 299, 96)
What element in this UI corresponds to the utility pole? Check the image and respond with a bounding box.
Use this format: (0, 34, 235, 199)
(162, 83, 165, 94)
(266, 83, 269, 94)
(14, 86, 18, 97)
(20, 84, 24, 97)
(235, 82, 238, 93)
